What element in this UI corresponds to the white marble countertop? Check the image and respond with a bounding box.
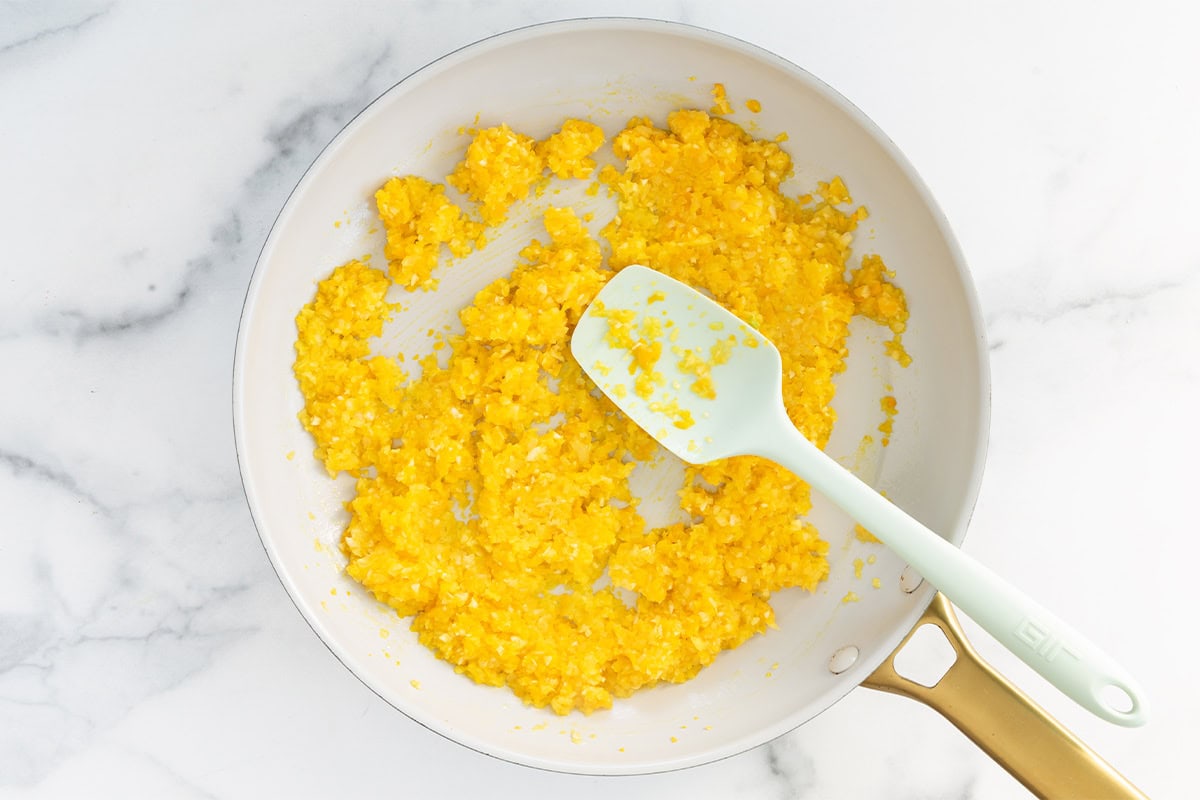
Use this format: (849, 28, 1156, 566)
(3, 1, 1195, 797)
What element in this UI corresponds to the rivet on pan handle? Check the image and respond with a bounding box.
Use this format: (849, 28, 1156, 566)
(861, 593, 1148, 800)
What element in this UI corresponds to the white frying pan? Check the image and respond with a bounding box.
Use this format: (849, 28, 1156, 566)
(232, 19, 1145, 797)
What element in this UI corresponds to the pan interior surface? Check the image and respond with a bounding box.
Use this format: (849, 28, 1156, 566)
(233, 19, 989, 774)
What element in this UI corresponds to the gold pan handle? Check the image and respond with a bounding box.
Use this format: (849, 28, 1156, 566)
(862, 593, 1147, 799)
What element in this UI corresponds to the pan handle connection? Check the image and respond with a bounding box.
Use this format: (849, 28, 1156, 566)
(862, 593, 1148, 800)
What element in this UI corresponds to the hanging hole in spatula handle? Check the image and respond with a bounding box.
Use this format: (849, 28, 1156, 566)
(1097, 682, 1141, 722)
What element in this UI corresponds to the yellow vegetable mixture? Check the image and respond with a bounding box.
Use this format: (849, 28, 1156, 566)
(293, 93, 908, 715)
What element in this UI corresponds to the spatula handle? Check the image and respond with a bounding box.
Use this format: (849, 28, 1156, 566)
(749, 420, 1147, 727)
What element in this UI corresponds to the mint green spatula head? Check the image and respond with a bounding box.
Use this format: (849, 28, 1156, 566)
(570, 265, 787, 463)
(571, 264, 1148, 728)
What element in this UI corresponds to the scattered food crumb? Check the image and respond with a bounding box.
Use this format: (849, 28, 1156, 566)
(709, 83, 733, 115)
(855, 524, 881, 544)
